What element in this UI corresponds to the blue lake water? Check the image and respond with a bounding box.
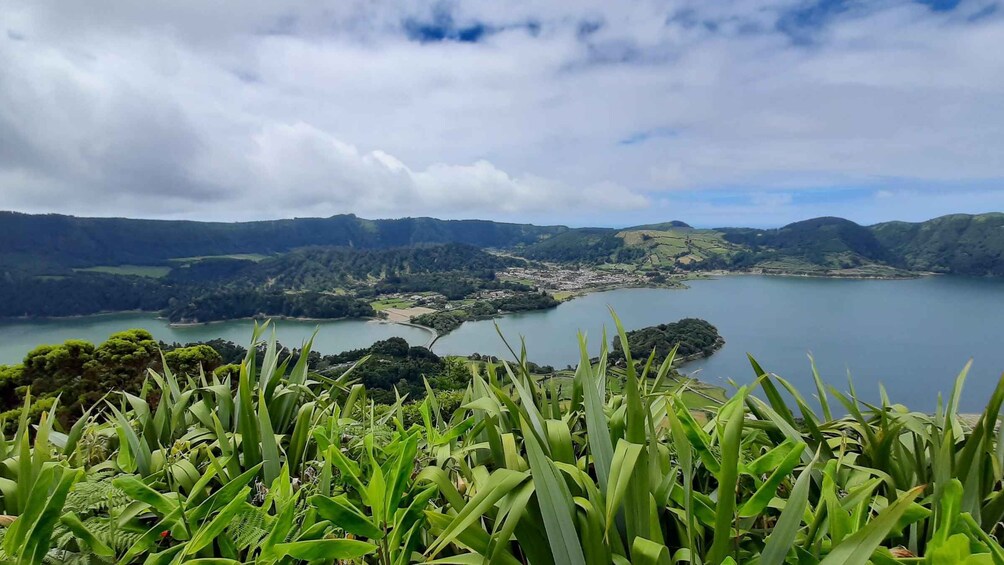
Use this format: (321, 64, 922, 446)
(433, 276, 1004, 411)
(2, 275, 1003, 411)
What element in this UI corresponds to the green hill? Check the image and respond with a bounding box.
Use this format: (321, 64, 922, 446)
(518, 228, 632, 263)
(871, 213, 1004, 276)
(520, 214, 1004, 276)
(5, 210, 1004, 279)
(0, 212, 564, 275)
(623, 220, 693, 230)
(617, 227, 742, 268)
(717, 216, 898, 272)
(721, 217, 893, 262)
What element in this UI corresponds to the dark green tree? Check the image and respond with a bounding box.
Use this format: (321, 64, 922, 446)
(164, 344, 223, 377)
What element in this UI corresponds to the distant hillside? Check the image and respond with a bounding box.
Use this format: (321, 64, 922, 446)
(4, 210, 1004, 278)
(0, 212, 564, 275)
(0, 242, 527, 319)
(717, 216, 897, 272)
(520, 213, 1004, 276)
(169, 243, 522, 288)
(871, 213, 1004, 276)
(721, 217, 892, 262)
(518, 228, 631, 263)
(623, 220, 693, 231)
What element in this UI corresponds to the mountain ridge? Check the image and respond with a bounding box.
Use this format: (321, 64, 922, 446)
(3, 210, 1004, 277)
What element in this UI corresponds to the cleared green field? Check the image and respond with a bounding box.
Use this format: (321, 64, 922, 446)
(168, 253, 269, 263)
(618, 228, 740, 267)
(74, 265, 171, 278)
(370, 297, 415, 311)
(498, 276, 535, 286)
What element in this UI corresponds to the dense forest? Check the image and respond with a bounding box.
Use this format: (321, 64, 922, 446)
(872, 213, 1004, 276)
(718, 217, 896, 267)
(610, 318, 724, 362)
(0, 212, 563, 275)
(412, 291, 560, 334)
(0, 273, 179, 318)
(518, 228, 630, 263)
(165, 290, 375, 324)
(0, 243, 538, 321)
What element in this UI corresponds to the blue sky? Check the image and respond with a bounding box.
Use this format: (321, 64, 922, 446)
(2, 0, 1003, 227)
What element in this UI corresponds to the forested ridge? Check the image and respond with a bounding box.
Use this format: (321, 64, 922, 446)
(0, 243, 534, 322)
(6, 210, 1004, 278)
(4, 211, 1004, 322)
(0, 212, 563, 275)
(520, 213, 1004, 276)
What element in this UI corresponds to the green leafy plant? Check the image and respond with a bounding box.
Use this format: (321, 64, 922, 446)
(0, 315, 1002, 564)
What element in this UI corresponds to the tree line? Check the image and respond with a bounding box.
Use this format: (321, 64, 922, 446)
(0, 243, 531, 321)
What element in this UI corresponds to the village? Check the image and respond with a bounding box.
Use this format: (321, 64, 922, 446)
(500, 263, 675, 293)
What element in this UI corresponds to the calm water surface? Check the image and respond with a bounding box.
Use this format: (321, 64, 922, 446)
(2, 276, 1003, 411)
(0, 315, 434, 364)
(434, 276, 1004, 411)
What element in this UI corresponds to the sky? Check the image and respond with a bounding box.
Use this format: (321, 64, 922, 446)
(2, 0, 1003, 228)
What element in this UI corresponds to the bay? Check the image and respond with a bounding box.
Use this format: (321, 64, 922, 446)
(433, 275, 1004, 411)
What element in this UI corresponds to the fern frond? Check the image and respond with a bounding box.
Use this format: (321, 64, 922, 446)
(227, 502, 273, 551)
(65, 478, 131, 515)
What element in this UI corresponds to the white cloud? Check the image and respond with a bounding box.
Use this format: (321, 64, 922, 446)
(1, 0, 1003, 226)
(234, 121, 649, 218)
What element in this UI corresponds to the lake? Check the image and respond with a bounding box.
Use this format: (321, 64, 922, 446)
(433, 275, 1004, 411)
(0, 314, 435, 365)
(2, 275, 1002, 411)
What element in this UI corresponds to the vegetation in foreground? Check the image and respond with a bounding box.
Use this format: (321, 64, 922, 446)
(2, 316, 1004, 564)
(0, 332, 486, 429)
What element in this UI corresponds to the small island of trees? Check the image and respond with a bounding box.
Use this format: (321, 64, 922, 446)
(610, 317, 724, 364)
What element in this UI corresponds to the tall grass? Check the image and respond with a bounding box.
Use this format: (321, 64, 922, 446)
(0, 316, 1002, 564)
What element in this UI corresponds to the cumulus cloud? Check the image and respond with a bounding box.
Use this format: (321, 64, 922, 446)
(238, 121, 648, 217)
(1, 0, 1003, 226)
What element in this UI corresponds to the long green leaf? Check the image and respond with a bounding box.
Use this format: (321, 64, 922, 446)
(521, 415, 587, 565)
(818, 486, 925, 565)
(760, 451, 819, 565)
(273, 539, 377, 560)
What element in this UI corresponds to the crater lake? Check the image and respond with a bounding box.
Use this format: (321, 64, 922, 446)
(2, 275, 1002, 411)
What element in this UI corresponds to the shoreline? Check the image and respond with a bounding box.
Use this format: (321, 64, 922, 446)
(419, 267, 925, 352)
(0, 309, 154, 322)
(0, 269, 940, 327)
(0, 269, 929, 329)
(674, 336, 727, 365)
(699, 269, 929, 280)
(167, 313, 364, 328)
(170, 313, 442, 349)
